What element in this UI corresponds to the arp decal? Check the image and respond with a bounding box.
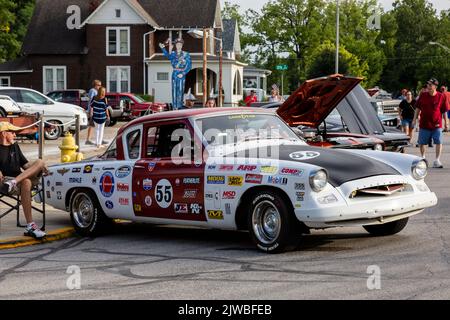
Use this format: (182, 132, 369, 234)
(237, 165, 257, 172)
(260, 166, 278, 174)
(222, 191, 236, 200)
(99, 172, 115, 198)
(145, 196, 152, 207)
(190, 203, 202, 215)
(183, 177, 201, 184)
(105, 201, 114, 209)
(267, 176, 288, 185)
(280, 168, 304, 176)
(228, 176, 244, 187)
(117, 183, 129, 192)
(116, 166, 131, 178)
(208, 210, 224, 220)
(148, 162, 157, 173)
(69, 178, 82, 184)
(83, 165, 94, 174)
(174, 203, 188, 214)
(245, 174, 263, 184)
(57, 168, 69, 176)
(143, 178, 153, 191)
(155, 179, 173, 209)
(207, 176, 225, 185)
(289, 151, 321, 161)
(119, 198, 129, 206)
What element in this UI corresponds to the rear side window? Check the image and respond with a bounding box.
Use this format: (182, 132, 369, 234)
(126, 129, 141, 159)
(0, 89, 19, 102)
(20, 90, 48, 104)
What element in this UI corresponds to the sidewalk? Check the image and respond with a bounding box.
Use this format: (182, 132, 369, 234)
(0, 124, 120, 249)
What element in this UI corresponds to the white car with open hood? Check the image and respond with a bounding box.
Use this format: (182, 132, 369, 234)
(43, 75, 438, 253)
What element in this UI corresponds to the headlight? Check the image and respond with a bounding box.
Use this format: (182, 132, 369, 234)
(309, 169, 328, 192)
(374, 144, 383, 151)
(412, 160, 427, 180)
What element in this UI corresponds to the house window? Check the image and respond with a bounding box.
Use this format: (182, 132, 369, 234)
(0, 77, 10, 87)
(196, 69, 204, 95)
(43, 66, 66, 94)
(115, 9, 121, 18)
(107, 27, 130, 56)
(156, 72, 169, 82)
(107, 66, 130, 93)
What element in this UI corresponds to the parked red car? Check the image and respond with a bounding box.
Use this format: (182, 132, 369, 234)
(105, 93, 167, 119)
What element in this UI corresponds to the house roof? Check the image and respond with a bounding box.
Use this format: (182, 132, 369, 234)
(0, 57, 33, 73)
(221, 19, 238, 52)
(22, 0, 221, 55)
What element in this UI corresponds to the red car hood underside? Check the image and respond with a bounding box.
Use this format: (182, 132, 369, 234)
(277, 74, 363, 127)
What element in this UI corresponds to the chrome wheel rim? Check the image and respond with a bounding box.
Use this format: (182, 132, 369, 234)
(72, 193, 94, 228)
(46, 121, 61, 139)
(252, 200, 281, 245)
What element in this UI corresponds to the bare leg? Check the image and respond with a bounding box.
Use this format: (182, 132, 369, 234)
(20, 178, 33, 224)
(86, 126, 92, 141)
(14, 159, 45, 185)
(436, 144, 442, 160)
(408, 127, 414, 141)
(420, 145, 427, 158)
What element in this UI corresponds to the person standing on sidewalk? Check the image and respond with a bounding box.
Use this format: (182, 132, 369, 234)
(440, 85, 450, 132)
(85, 80, 101, 145)
(398, 91, 416, 140)
(412, 78, 449, 168)
(0, 122, 48, 239)
(90, 87, 110, 149)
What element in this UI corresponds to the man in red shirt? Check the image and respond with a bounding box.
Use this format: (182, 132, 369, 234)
(244, 90, 258, 106)
(440, 85, 450, 131)
(413, 78, 448, 168)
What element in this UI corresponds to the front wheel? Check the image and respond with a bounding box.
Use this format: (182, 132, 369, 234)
(247, 191, 301, 253)
(69, 189, 112, 236)
(44, 120, 62, 140)
(363, 218, 409, 236)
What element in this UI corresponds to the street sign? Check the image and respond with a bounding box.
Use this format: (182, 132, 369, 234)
(276, 65, 288, 71)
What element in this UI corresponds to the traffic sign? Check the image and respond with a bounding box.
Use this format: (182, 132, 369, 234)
(276, 65, 288, 71)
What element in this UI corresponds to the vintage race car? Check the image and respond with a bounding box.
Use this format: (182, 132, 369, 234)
(44, 81, 437, 253)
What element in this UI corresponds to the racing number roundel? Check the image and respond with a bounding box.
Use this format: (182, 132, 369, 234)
(155, 179, 173, 209)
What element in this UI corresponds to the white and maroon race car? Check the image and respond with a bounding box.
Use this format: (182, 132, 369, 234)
(44, 80, 437, 253)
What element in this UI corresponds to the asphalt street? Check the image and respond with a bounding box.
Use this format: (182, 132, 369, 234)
(1, 131, 450, 300)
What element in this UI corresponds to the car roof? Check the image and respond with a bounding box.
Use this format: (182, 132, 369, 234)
(118, 107, 275, 135)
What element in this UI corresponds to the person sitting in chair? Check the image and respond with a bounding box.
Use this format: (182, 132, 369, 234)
(0, 122, 48, 239)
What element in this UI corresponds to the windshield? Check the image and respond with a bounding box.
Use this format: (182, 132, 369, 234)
(132, 94, 145, 103)
(195, 114, 302, 146)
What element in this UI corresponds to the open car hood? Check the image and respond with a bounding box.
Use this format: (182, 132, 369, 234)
(277, 74, 363, 127)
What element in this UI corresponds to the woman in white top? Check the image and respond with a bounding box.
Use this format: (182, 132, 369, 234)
(268, 85, 285, 103)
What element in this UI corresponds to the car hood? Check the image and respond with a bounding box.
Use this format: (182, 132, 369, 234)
(238, 144, 399, 187)
(277, 74, 362, 127)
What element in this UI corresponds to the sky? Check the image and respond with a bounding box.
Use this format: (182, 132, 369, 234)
(221, 0, 450, 13)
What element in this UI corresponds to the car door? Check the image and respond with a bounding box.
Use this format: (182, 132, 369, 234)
(132, 119, 206, 222)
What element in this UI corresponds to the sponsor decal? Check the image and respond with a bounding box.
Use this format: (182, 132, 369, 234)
(183, 177, 201, 184)
(280, 168, 304, 176)
(207, 165, 217, 170)
(148, 162, 156, 173)
(295, 183, 305, 190)
(260, 166, 278, 174)
(72, 167, 81, 173)
(219, 164, 234, 171)
(205, 193, 214, 200)
(92, 177, 97, 184)
(155, 179, 173, 209)
(296, 192, 305, 202)
(295, 203, 302, 208)
(119, 198, 129, 206)
(57, 191, 62, 200)
(190, 203, 202, 215)
(102, 167, 115, 171)
(47, 171, 54, 176)
(117, 183, 129, 192)
(94, 168, 100, 172)
(207, 176, 225, 184)
(267, 176, 288, 185)
(183, 190, 198, 199)
(245, 174, 263, 184)
(175, 178, 181, 186)
(115, 166, 131, 178)
(228, 176, 244, 187)
(46, 191, 51, 199)
(134, 204, 142, 212)
(83, 165, 94, 174)
(194, 160, 202, 167)
(99, 172, 115, 198)
(133, 192, 137, 198)
(46, 180, 50, 187)
(145, 196, 152, 207)
(222, 191, 236, 200)
(143, 178, 153, 191)
(225, 203, 232, 215)
(208, 210, 224, 220)
(69, 178, 82, 184)
(57, 168, 69, 176)
(174, 203, 188, 214)
(51, 187, 55, 192)
(55, 182, 63, 187)
(105, 201, 114, 209)
(237, 165, 257, 171)
(289, 151, 321, 161)
(228, 114, 255, 120)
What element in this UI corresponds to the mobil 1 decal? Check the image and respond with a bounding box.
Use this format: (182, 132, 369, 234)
(155, 179, 173, 209)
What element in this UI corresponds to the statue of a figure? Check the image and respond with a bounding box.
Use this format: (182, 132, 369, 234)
(159, 38, 192, 110)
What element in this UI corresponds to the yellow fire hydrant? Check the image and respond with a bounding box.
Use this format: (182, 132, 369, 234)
(59, 132, 84, 163)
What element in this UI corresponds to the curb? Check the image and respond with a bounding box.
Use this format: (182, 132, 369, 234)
(0, 227, 76, 250)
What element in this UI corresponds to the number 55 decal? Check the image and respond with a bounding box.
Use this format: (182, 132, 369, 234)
(155, 179, 173, 209)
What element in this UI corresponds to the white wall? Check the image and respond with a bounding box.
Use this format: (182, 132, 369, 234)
(147, 63, 172, 103)
(89, 0, 146, 25)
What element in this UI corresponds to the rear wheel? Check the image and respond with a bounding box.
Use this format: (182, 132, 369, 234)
(44, 120, 62, 140)
(247, 191, 301, 253)
(69, 189, 113, 236)
(363, 218, 409, 236)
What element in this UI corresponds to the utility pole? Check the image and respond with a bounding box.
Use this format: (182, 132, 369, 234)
(335, 0, 340, 74)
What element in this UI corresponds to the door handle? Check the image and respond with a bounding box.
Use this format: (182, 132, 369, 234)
(134, 165, 146, 169)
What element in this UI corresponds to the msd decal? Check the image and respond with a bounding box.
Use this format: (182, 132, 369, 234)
(99, 172, 115, 198)
(237, 165, 257, 172)
(280, 168, 304, 176)
(222, 191, 236, 200)
(245, 174, 263, 184)
(267, 176, 288, 185)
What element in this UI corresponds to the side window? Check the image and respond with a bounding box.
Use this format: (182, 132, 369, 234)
(146, 123, 189, 159)
(20, 90, 49, 104)
(126, 129, 141, 159)
(102, 138, 117, 159)
(0, 89, 19, 102)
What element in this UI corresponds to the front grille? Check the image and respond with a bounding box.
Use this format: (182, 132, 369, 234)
(349, 184, 411, 199)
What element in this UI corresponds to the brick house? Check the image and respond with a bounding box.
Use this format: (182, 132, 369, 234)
(0, 0, 245, 106)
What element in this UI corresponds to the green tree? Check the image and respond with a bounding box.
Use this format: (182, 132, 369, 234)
(0, 0, 18, 62)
